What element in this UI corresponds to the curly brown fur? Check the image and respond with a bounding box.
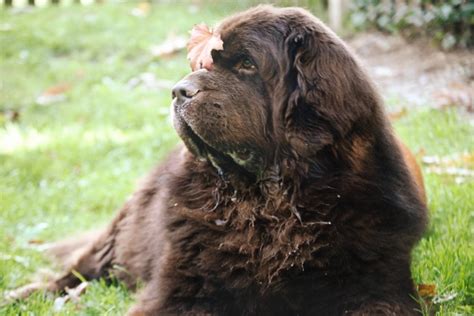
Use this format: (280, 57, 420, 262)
(13, 6, 427, 315)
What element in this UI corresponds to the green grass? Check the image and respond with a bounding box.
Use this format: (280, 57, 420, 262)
(0, 2, 472, 315)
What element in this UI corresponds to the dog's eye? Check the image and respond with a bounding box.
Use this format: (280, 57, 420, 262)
(241, 58, 255, 69)
(236, 57, 256, 72)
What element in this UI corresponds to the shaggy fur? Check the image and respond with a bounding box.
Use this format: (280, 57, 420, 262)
(14, 6, 427, 315)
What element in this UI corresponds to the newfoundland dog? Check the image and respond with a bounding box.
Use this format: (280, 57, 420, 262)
(12, 5, 428, 315)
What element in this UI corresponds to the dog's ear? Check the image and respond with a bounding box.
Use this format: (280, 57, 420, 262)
(278, 16, 381, 158)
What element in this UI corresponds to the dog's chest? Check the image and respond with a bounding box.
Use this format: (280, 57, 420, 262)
(168, 188, 337, 287)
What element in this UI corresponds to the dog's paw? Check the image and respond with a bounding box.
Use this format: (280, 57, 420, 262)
(4, 282, 50, 301)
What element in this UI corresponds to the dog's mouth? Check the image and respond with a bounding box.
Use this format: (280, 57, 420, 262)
(173, 107, 259, 178)
(180, 118, 225, 163)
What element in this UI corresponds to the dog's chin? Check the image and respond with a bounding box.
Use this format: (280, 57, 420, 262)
(173, 113, 207, 159)
(173, 111, 259, 179)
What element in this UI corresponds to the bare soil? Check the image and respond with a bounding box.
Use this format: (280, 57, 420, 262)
(347, 32, 473, 115)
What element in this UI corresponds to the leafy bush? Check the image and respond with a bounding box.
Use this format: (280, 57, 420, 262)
(350, 0, 473, 49)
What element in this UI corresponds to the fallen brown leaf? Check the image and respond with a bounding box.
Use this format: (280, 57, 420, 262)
(27, 239, 45, 245)
(42, 83, 71, 95)
(418, 283, 437, 298)
(388, 107, 408, 121)
(187, 23, 223, 71)
(36, 83, 71, 106)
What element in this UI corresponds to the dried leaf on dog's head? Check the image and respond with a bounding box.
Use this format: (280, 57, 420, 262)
(187, 23, 223, 71)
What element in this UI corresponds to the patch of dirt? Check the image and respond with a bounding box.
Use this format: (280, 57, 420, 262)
(346, 32, 473, 115)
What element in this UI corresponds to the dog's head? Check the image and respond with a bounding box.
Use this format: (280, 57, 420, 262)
(172, 6, 382, 180)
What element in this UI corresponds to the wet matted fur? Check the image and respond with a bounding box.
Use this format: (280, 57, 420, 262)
(13, 6, 427, 315)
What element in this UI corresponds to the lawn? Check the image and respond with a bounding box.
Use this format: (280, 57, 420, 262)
(0, 2, 472, 315)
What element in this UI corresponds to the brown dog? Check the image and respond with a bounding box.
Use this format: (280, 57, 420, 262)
(11, 6, 427, 315)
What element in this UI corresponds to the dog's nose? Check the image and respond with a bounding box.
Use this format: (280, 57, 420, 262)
(172, 80, 200, 104)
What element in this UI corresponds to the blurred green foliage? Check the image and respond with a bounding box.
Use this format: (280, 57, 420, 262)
(350, 0, 473, 49)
